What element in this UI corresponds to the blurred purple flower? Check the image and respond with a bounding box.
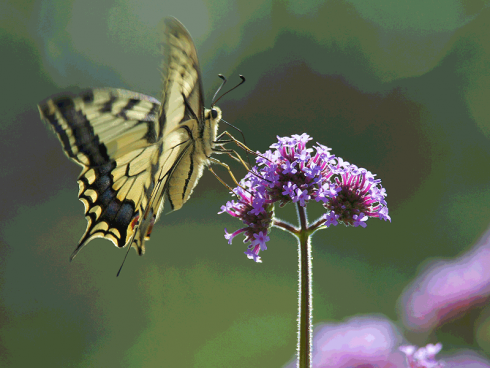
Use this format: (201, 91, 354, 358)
(399, 343, 444, 367)
(280, 314, 490, 368)
(282, 315, 406, 368)
(401, 347, 490, 368)
(399, 228, 490, 331)
(219, 134, 390, 262)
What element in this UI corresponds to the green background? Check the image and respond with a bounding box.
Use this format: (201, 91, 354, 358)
(1, 0, 490, 367)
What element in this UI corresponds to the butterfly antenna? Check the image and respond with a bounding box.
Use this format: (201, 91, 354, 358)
(220, 118, 252, 168)
(211, 74, 227, 107)
(116, 243, 133, 277)
(212, 75, 246, 107)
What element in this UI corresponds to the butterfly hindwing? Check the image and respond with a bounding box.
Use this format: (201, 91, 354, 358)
(77, 143, 167, 257)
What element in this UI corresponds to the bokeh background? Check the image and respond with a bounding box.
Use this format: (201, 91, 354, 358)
(1, 0, 490, 367)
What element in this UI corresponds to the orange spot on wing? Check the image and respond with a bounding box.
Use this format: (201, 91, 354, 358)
(130, 215, 140, 230)
(144, 216, 156, 240)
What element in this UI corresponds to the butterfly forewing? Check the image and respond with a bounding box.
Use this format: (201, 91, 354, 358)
(160, 17, 205, 134)
(39, 89, 170, 256)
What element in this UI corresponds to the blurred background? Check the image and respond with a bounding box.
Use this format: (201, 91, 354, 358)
(1, 0, 490, 367)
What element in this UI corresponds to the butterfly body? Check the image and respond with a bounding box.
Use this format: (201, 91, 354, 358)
(165, 106, 222, 211)
(38, 18, 225, 258)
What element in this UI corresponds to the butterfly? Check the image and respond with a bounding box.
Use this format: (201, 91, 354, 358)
(38, 17, 246, 261)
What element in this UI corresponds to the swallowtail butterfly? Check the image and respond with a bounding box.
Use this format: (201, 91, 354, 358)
(38, 17, 241, 260)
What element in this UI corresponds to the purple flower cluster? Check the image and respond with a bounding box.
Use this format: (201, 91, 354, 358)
(219, 134, 390, 262)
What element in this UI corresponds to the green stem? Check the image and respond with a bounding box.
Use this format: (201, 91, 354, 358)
(272, 207, 313, 368)
(296, 204, 312, 368)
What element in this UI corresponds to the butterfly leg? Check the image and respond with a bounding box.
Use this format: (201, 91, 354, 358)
(214, 132, 275, 186)
(213, 146, 250, 170)
(214, 131, 271, 165)
(214, 130, 253, 168)
(208, 157, 254, 195)
(208, 166, 234, 192)
(209, 157, 241, 186)
(215, 131, 256, 155)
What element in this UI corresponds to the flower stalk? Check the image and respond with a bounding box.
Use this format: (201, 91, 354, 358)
(296, 204, 313, 368)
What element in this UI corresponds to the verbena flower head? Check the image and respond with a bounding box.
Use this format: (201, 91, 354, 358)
(219, 134, 390, 262)
(399, 343, 445, 368)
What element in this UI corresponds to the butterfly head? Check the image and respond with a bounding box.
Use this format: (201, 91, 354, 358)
(206, 106, 222, 125)
(211, 107, 219, 119)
